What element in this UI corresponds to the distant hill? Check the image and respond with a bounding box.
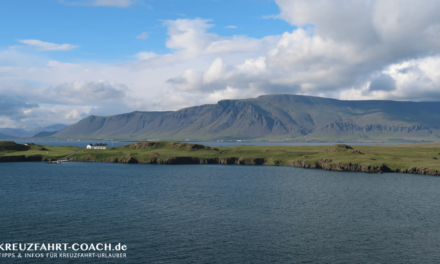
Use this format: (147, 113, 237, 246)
(31, 124, 67, 138)
(53, 94, 440, 142)
(43, 124, 67, 131)
(0, 128, 34, 138)
(33, 131, 59, 138)
(0, 124, 67, 139)
(0, 133, 15, 139)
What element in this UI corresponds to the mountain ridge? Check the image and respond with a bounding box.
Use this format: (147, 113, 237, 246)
(53, 94, 440, 142)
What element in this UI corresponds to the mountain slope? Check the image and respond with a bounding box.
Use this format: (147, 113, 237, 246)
(33, 131, 59, 138)
(0, 133, 15, 139)
(43, 124, 67, 131)
(53, 94, 440, 141)
(0, 124, 67, 138)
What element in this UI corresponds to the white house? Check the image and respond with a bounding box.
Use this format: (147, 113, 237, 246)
(86, 143, 108, 149)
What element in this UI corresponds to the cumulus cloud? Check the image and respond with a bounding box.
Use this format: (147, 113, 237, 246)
(163, 18, 218, 53)
(268, 0, 440, 98)
(0, 81, 71, 128)
(4, 1, 440, 129)
(0, 79, 133, 128)
(165, 1, 440, 101)
(7, 105, 93, 130)
(44, 80, 128, 105)
(15, 39, 79, 51)
(160, 19, 280, 57)
(0, 95, 38, 118)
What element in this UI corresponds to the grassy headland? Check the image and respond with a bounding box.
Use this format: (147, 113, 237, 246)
(0, 141, 83, 162)
(1, 141, 440, 176)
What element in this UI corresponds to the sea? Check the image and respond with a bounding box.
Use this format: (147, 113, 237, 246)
(1, 141, 440, 263)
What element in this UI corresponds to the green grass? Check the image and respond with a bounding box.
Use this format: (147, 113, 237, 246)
(0, 141, 83, 160)
(68, 141, 440, 171)
(2, 141, 440, 173)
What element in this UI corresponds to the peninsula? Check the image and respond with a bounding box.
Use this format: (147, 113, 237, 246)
(1, 141, 440, 176)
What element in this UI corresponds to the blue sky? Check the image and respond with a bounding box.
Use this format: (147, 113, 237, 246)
(2, 0, 440, 129)
(1, 0, 293, 63)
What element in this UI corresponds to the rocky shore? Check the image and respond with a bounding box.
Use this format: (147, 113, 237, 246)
(73, 155, 440, 176)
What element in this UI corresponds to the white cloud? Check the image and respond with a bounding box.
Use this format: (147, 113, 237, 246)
(4, 2, 440, 129)
(0, 79, 134, 128)
(163, 18, 218, 53)
(136, 32, 149, 39)
(203, 58, 226, 84)
(17, 105, 94, 130)
(225, 25, 237, 29)
(266, 0, 440, 97)
(16, 39, 79, 51)
(159, 3, 440, 102)
(261, 14, 280, 20)
(44, 80, 128, 105)
(133, 51, 158, 60)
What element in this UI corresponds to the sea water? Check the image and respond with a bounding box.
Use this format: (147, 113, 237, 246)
(1, 162, 440, 263)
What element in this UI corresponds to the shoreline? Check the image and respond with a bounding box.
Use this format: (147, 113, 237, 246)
(1, 155, 439, 178)
(1, 141, 440, 176)
(1, 156, 439, 176)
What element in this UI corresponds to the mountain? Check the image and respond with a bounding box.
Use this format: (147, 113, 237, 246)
(0, 124, 67, 138)
(0, 133, 15, 139)
(31, 124, 67, 138)
(0, 128, 32, 138)
(43, 124, 67, 131)
(53, 94, 440, 142)
(32, 131, 59, 138)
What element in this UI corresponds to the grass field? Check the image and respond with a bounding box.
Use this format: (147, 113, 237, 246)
(1, 141, 440, 175)
(0, 141, 83, 161)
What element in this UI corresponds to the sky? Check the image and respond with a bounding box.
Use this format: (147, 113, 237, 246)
(2, 0, 440, 129)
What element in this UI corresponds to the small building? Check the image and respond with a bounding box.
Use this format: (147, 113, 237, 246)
(86, 143, 108, 149)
